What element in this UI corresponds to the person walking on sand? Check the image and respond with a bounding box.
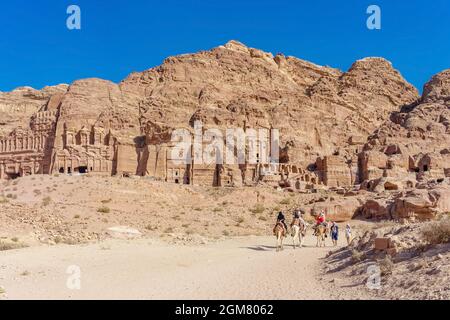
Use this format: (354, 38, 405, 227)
(330, 221, 339, 246)
(345, 224, 352, 245)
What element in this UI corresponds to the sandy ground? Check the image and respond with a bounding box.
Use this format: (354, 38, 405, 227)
(0, 233, 373, 300)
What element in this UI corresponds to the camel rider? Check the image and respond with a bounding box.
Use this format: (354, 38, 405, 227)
(316, 211, 326, 226)
(276, 211, 288, 234)
(313, 211, 326, 235)
(293, 209, 305, 225)
(292, 210, 308, 234)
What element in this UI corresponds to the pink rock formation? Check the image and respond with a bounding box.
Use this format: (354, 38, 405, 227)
(1, 40, 448, 213)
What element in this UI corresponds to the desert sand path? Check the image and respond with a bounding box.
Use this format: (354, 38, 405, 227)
(0, 235, 369, 300)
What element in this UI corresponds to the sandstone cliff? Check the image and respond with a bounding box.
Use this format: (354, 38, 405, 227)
(0, 85, 68, 137)
(119, 41, 419, 165)
(0, 40, 426, 189)
(0, 41, 419, 162)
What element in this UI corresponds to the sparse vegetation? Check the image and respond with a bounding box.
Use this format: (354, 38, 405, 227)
(378, 255, 394, 276)
(351, 249, 365, 263)
(222, 230, 230, 236)
(279, 198, 291, 205)
(164, 227, 174, 233)
(236, 217, 245, 224)
(250, 203, 265, 214)
(0, 240, 27, 251)
(42, 196, 52, 206)
(213, 207, 223, 212)
(97, 206, 111, 213)
(421, 219, 450, 245)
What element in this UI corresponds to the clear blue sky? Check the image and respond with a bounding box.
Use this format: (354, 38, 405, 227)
(0, 0, 449, 92)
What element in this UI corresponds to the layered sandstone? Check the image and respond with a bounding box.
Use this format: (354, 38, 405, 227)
(0, 40, 434, 194)
(0, 85, 68, 136)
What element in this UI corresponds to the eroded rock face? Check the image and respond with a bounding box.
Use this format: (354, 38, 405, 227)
(0, 40, 444, 196)
(352, 69, 450, 219)
(0, 85, 68, 137)
(121, 42, 418, 167)
(307, 198, 363, 222)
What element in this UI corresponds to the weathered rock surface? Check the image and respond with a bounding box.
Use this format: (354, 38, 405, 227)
(0, 41, 448, 222)
(0, 85, 68, 136)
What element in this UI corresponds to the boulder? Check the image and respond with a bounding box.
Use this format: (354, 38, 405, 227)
(374, 237, 391, 250)
(106, 226, 142, 239)
(391, 187, 450, 220)
(309, 198, 362, 222)
(361, 199, 391, 219)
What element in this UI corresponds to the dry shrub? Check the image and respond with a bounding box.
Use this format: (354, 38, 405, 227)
(0, 240, 27, 251)
(42, 196, 52, 206)
(250, 204, 265, 214)
(421, 219, 450, 245)
(351, 249, 365, 263)
(378, 255, 394, 276)
(97, 206, 110, 213)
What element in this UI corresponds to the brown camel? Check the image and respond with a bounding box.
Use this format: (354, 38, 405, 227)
(315, 223, 328, 247)
(273, 222, 286, 252)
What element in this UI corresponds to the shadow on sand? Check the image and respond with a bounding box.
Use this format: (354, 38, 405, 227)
(242, 244, 317, 251)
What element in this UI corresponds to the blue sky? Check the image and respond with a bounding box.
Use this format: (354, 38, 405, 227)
(0, 0, 449, 92)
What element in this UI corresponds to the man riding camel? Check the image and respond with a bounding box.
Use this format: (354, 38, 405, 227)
(313, 210, 327, 236)
(292, 209, 306, 225)
(316, 210, 326, 226)
(275, 211, 288, 236)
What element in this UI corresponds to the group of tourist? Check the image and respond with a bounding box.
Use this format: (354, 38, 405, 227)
(275, 209, 353, 245)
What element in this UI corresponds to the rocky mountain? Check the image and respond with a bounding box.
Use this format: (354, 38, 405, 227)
(365, 69, 450, 156)
(1, 41, 418, 164)
(119, 41, 419, 165)
(0, 85, 68, 137)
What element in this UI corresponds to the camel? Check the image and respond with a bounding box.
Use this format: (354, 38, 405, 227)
(291, 217, 307, 249)
(315, 223, 328, 247)
(273, 222, 286, 252)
